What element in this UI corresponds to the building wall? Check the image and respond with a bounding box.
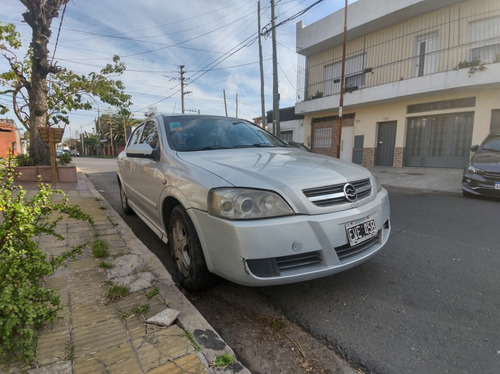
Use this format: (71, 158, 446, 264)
(0, 122, 20, 158)
(302, 87, 500, 167)
(304, 0, 499, 99)
(296, 0, 500, 168)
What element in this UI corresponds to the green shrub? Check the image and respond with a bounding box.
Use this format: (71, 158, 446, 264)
(57, 153, 72, 166)
(0, 152, 93, 364)
(14, 153, 36, 166)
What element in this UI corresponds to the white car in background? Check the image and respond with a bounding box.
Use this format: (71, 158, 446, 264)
(117, 115, 391, 291)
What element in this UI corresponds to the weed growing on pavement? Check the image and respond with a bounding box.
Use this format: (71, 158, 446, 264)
(91, 238, 109, 258)
(63, 340, 75, 361)
(106, 283, 129, 301)
(0, 151, 93, 364)
(98, 261, 114, 269)
(184, 330, 201, 352)
(212, 353, 235, 368)
(131, 305, 149, 316)
(119, 304, 149, 320)
(270, 316, 287, 332)
(145, 287, 159, 300)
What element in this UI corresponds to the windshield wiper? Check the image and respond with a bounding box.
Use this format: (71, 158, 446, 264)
(252, 143, 277, 147)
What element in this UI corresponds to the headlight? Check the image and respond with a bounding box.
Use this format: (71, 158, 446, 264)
(208, 188, 293, 220)
(372, 174, 382, 192)
(467, 164, 484, 175)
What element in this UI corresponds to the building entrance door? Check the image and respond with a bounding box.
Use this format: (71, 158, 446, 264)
(405, 113, 473, 168)
(376, 121, 397, 166)
(340, 125, 353, 162)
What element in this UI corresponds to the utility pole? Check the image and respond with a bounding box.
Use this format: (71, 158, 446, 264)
(258, 1, 267, 129)
(108, 114, 114, 156)
(180, 65, 191, 114)
(236, 94, 238, 118)
(337, 0, 348, 159)
(271, 0, 280, 137)
(223, 90, 228, 116)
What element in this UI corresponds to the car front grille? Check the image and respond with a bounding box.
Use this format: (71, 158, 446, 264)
(335, 231, 381, 259)
(484, 171, 500, 179)
(246, 251, 323, 278)
(303, 179, 372, 207)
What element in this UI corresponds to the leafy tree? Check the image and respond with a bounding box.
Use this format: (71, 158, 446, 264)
(109, 109, 141, 146)
(82, 131, 103, 156)
(0, 1, 131, 165)
(144, 105, 158, 118)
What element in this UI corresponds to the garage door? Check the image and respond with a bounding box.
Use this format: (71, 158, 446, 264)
(405, 113, 473, 168)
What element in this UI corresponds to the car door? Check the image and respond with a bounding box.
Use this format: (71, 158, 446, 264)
(130, 119, 163, 223)
(120, 123, 144, 204)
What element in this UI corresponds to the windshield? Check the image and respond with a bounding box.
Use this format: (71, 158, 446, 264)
(481, 136, 500, 152)
(164, 116, 287, 151)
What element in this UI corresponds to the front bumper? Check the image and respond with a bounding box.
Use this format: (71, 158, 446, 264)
(189, 189, 391, 286)
(462, 173, 500, 197)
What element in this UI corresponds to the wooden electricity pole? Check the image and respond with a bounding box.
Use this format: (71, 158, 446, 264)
(337, 0, 348, 159)
(271, 0, 280, 137)
(258, 1, 267, 129)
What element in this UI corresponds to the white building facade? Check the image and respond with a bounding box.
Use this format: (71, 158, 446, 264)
(295, 0, 500, 168)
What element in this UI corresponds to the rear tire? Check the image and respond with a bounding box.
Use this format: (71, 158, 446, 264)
(119, 183, 134, 215)
(168, 205, 217, 291)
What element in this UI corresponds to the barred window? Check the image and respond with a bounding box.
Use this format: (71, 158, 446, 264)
(313, 128, 332, 148)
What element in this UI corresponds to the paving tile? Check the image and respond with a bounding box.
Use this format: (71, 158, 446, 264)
(73, 319, 128, 356)
(35, 329, 71, 366)
(72, 303, 117, 328)
(146, 352, 209, 374)
(132, 325, 195, 372)
(75, 343, 142, 374)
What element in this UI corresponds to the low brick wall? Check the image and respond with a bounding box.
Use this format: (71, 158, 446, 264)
(14, 166, 77, 183)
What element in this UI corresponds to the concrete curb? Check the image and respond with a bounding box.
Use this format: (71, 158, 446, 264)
(87, 186, 250, 373)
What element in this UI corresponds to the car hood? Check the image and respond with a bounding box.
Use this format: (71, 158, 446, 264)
(471, 151, 500, 172)
(177, 147, 374, 212)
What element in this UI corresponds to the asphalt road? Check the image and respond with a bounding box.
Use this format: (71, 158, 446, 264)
(74, 157, 500, 374)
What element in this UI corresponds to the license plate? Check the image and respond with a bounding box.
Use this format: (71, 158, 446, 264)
(346, 217, 377, 246)
(495, 182, 500, 190)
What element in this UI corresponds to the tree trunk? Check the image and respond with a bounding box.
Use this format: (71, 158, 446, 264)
(28, 65, 50, 164)
(21, 0, 68, 165)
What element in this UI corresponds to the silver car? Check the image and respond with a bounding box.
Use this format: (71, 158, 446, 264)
(117, 115, 391, 291)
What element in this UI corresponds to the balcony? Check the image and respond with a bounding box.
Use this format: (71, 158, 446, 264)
(296, 61, 500, 114)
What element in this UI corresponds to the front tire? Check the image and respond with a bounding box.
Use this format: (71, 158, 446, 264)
(119, 183, 134, 215)
(168, 205, 217, 291)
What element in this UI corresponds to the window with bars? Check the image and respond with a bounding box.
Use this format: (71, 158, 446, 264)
(313, 128, 332, 148)
(469, 16, 500, 62)
(323, 53, 366, 96)
(280, 130, 294, 142)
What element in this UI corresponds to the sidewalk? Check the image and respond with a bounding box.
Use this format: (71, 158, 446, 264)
(5, 173, 249, 374)
(367, 166, 463, 195)
(5, 165, 463, 373)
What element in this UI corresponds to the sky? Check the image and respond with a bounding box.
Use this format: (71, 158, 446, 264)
(0, 0, 353, 138)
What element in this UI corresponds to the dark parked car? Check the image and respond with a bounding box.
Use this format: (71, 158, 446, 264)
(462, 130, 500, 198)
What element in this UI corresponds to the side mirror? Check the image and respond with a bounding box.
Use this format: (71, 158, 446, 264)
(126, 143, 159, 160)
(470, 145, 479, 152)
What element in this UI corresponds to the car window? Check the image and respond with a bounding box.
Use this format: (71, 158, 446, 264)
(129, 123, 144, 145)
(164, 116, 286, 151)
(481, 136, 500, 152)
(140, 121, 159, 149)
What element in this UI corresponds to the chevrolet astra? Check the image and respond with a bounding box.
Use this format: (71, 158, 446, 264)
(117, 115, 391, 291)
